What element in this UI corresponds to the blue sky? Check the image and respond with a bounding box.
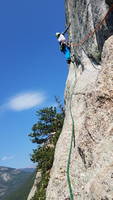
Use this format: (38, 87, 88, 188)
(0, 0, 68, 168)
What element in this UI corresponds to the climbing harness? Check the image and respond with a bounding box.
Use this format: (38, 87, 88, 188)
(66, 4, 113, 200)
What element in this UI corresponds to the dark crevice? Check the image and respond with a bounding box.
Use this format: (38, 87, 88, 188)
(96, 95, 113, 104)
(78, 147, 93, 169)
(105, 0, 113, 6)
(78, 147, 87, 167)
(84, 122, 96, 142)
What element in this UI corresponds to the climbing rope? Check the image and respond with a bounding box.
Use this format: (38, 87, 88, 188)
(66, 123, 74, 200)
(66, 71, 76, 200)
(69, 5, 113, 68)
(71, 4, 113, 47)
(66, 5, 113, 200)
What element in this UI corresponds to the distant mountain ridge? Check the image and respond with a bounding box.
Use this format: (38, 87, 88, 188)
(0, 166, 34, 200)
(19, 167, 35, 173)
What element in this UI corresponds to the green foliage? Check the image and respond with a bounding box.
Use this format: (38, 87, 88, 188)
(29, 98, 65, 200)
(31, 132, 60, 200)
(32, 172, 49, 200)
(29, 105, 64, 145)
(32, 146, 54, 172)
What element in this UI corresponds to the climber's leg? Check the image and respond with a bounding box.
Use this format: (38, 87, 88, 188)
(65, 46, 71, 64)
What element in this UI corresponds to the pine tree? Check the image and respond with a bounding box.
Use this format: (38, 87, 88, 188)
(29, 99, 65, 199)
(29, 105, 64, 147)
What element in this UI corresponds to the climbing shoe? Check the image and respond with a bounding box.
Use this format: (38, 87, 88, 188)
(66, 59, 71, 64)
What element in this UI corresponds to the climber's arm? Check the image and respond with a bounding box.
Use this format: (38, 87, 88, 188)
(62, 23, 71, 35)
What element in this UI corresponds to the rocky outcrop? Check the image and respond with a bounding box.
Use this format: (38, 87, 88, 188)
(46, 0, 113, 199)
(27, 171, 41, 200)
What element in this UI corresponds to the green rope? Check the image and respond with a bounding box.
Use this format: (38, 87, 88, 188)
(66, 131, 74, 200)
(66, 92, 76, 200)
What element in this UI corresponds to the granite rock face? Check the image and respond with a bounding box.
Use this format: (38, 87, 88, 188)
(46, 0, 113, 199)
(27, 171, 41, 200)
(65, 0, 113, 65)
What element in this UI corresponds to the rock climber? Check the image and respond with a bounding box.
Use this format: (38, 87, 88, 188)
(56, 23, 71, 64)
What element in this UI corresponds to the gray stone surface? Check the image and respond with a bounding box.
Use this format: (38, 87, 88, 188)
(65, 0, 113, 65)
(46, 0, 113, 199)
(46, 36, 113, 200)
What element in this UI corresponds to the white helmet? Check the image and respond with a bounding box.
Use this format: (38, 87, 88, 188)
(56, 32, 60, 38)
